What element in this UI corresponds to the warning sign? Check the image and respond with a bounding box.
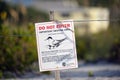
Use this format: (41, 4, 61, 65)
(35, 20, 78, 72)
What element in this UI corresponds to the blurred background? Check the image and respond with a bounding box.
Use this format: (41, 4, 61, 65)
(0, 0, 120, 79)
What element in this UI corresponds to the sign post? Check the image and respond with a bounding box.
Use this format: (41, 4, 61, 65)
(50, 11, 60, 80)
(35, 11, 78, 80)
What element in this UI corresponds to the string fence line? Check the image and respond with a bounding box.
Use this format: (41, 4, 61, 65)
(0, 34, 36, 37)
(0, 19, 120, 37)
(59, 19, 120, 22)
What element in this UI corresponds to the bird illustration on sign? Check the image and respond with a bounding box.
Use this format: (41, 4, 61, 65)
(45, 36, 67, 49)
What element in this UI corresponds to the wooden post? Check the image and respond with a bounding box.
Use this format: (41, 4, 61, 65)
(49, 11, 54, 21)
(49, 11, 61, 80)
(55, 70, 60, 80)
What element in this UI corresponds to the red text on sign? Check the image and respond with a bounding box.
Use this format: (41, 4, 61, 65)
(39, 26, 45, 30)
(46, 25, 55, 29)
(56, 24, 70, 28)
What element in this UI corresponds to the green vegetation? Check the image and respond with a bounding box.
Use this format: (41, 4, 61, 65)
(27, 7, 49, 23)
(0, 71, 3, 78)
(0, 1, 49, 78)
(88, 71, 94, 77)
(0, 24, 37, 72)
(75, 26, 120, 62)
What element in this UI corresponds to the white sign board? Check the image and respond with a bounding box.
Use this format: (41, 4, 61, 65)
(35, 20, 78, 72)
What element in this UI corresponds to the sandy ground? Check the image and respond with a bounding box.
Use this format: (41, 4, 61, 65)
(3, 62, 120, 80)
